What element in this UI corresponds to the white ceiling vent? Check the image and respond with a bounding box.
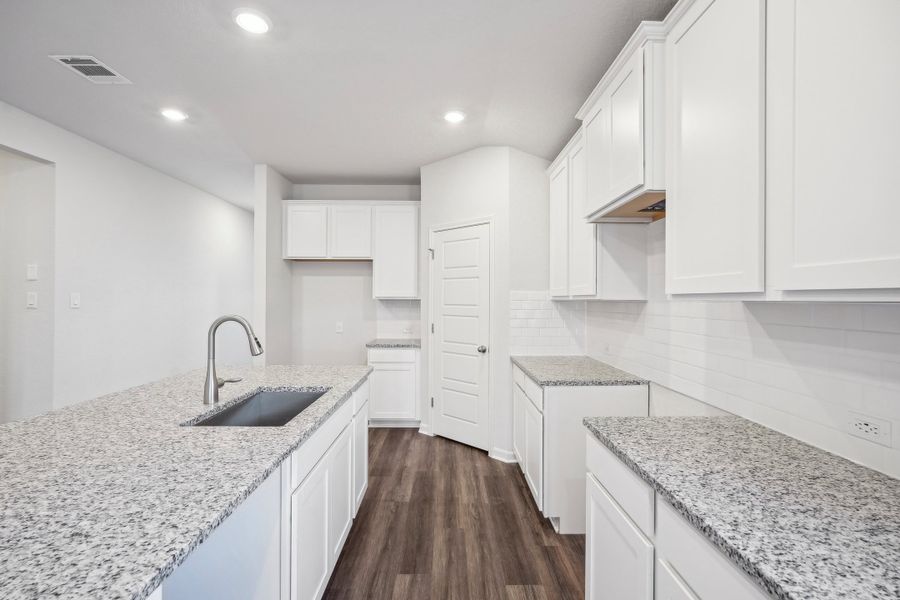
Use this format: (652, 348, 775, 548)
(49, 55, 132, 84)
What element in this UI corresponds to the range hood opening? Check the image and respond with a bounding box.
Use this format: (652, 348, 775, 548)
(594, 190, 666, 222)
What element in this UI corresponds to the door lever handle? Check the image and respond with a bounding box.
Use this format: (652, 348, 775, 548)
(477, 345, 487, 354)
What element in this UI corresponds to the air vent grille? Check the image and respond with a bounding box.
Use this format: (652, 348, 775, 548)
(49, 55, 132, 84)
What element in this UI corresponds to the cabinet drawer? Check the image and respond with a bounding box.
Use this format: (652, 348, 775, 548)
(656, 498, 768, 600)
(352, 379, 369, 415)
(586, 433, 654, 538)
(522, 375, 544, 412)
(367, 348, 417, 363)
(512, 364, 525, 388)
(290, 400, 353, 491)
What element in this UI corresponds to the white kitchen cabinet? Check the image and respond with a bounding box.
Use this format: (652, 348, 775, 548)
(512, 383, 526, 465)
(352, 399, 369, 515)
(523, 392, 544, 511)
(290, 454, 331, 600)
(372, 204, 419, 298)
(284, 204, 328, 259)
(665, 0, 766, 295)
(327, 425, 353, 567)
(512, 362, 648, 533)
(548, 131, 646, 301)
(548, 159, 569, 298)
(586, 473, 654, 600)
(328, 205, 372, 258)
(579, 24, 666, 221)
(367, 348, 419, 425)
(656, 560, 700, 600)
(768, 0, 900, 292)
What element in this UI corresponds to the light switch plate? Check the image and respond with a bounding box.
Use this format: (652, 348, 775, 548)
(26, 264, 38, 281)
(26, 292, 38, 309)
(69, 292, 81, 309)
(335, 321, 344, 334)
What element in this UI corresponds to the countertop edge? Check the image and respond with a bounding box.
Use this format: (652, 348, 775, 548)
(511, 356, 648, 387)
(365, 338, 421, 349)
(133, 368, 373, 600)
(582, 419, 788, 600)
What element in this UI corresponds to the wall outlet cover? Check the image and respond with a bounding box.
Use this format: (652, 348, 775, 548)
(26, 264, 39, 281)
(846, 411, 892, 447)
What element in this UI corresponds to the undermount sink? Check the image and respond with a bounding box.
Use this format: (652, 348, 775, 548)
(193, 390, 326, 427)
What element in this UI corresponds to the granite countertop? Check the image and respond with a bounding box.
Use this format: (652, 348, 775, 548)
(583, 416, 900, 600)
(366, 338, 421, 348)
(0, 364, 371, 600)
(511, 355, 647, 386)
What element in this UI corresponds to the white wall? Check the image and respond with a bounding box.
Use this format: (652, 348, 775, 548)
(0, 148, 55, 422)
(0, 101, 254, 411)
(420, 146, 548, 457)
(254, 165, 294, 365)
(585, 220, 900, 477)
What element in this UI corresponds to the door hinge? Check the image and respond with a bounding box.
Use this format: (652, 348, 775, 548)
(430, 397, 434, 408)
(431, 323, 434, 333)
(428, 248, 434, 259)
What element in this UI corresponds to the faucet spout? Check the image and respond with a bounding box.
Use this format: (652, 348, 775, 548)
(203, 315, 264, 405)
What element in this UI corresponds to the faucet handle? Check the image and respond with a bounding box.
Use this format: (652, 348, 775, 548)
(217, 376, 243, 388)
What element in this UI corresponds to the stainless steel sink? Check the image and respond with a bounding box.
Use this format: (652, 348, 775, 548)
(193, 390, 326, 427)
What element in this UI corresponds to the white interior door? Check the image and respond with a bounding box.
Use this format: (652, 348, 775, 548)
(431, 223, 491, 451)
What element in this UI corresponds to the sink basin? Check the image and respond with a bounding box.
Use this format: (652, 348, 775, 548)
(193, 390, 326, 427)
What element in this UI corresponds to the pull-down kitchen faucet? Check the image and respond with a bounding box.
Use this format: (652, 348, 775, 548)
(203, 315, 264, 405)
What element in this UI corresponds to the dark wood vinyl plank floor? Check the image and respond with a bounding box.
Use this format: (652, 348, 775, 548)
(324, 428, 585, 600)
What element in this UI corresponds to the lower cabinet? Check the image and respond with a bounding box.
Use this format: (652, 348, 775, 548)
(512, 361, 648, 534)
(367, 348, 419, 425)
(586, 434, 768, 600)
(291, 453, 332, 600)
(586, 474, 653, 600)
(352, 398, 369, 516)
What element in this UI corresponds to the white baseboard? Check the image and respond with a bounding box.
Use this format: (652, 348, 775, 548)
(418, 423, 433, 436)
(368, 418, 421, 429)
(489, 447, 517, 463)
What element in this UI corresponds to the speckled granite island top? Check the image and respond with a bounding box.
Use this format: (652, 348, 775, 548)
(0, 364, 371, 600)
(365, 338, 421, 348)
(584, 416, 900, 600)
(511, 355, 647, 386)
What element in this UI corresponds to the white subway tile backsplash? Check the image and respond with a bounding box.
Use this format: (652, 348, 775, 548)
(585, 220, 900, 477)
(509, 291, 584, 356)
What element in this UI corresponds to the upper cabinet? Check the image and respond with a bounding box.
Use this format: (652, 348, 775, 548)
(372, 204, 419, 299)
(580, 24, 666, 222)
(284, 202, 372, 260)
(665, 0, 766, 295)
(548, 130, 647, 301)
(283, 201, 420, 299)
(768, 0, 900, 292)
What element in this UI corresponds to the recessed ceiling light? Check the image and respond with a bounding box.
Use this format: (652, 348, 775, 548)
(444, 110, 466, 124)
(160, 108, 188, 122)
(233, 8, 271, 34)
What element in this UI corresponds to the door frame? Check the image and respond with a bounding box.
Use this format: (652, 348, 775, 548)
(426, 216, 495, 451)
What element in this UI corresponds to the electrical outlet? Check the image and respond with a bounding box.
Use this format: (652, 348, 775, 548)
(846, 411, 892, 447)
(335, 321, 343, 334)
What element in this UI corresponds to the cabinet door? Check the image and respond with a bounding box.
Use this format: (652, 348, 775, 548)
(290, 457, 330, 600)
(608, 49, 645, 200)
(327, 425, 353, 566)
(373, 205, 419, 298)
(549, 160, 570, 297)
(369, 363, 416, 420)
(328, 205, 372, 258)
(665, 0, 765, 294)
(568, 135, 598, 296)
(523, 396, 543, 510)
(586, 474, 653, 600)
(352, 401, 369, 516)
(285, 205, 328, 259)
(512, 384, 526, 467)
(584, 98, 612, 218)
(656, 560, 699, 600)
(768, 0, 900, 290)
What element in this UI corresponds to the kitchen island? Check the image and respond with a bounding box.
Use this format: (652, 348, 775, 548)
(0, 364, 371, 600)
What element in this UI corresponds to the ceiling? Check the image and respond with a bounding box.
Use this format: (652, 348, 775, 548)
(0, 0, 675, 209)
